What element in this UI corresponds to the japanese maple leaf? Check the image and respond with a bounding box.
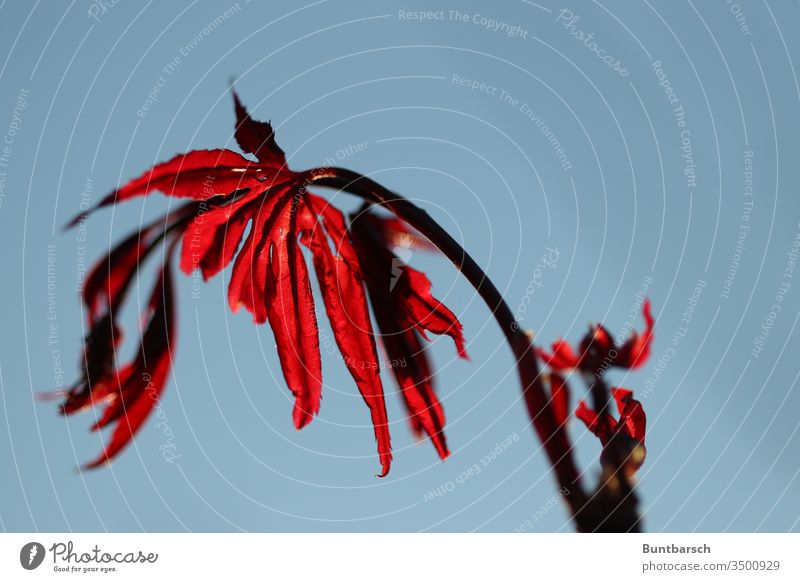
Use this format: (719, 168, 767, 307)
(55, 91, 468, 475)
(349, 210, 469, 459)
(537, 299, 654, 374)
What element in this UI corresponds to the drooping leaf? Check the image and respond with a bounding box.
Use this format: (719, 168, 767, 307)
(299, 203, 393, 474)
(374, 308, 448, 460)
(349, 210, 453, 460)
(267, 200, 323, 429)
(83, 259, 176, 469)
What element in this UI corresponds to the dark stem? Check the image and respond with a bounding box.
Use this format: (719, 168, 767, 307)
(310, 167, 589, 523)
(589, 371, 613, 434)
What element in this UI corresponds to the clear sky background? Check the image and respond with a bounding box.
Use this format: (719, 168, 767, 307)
(1, 0, 800, 532)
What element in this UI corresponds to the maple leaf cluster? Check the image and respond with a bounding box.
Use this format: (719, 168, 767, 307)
(57, 92, 468, 474)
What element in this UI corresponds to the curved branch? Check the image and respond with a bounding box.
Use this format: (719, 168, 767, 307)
(310, 167, 587, 516)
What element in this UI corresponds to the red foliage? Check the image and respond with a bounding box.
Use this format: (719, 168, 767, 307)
(56, 92, 467, 475)
(575, 388, 647, 475)
(537, 300, 654, 373)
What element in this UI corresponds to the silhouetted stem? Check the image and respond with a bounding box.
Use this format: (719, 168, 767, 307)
(589, 372, 613, 431)
(311, 167, 589, 522)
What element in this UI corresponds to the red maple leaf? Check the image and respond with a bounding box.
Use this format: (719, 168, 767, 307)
(56, 91, 467, 475)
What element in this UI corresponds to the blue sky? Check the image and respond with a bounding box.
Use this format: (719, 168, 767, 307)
(1, 0, 799, 532)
